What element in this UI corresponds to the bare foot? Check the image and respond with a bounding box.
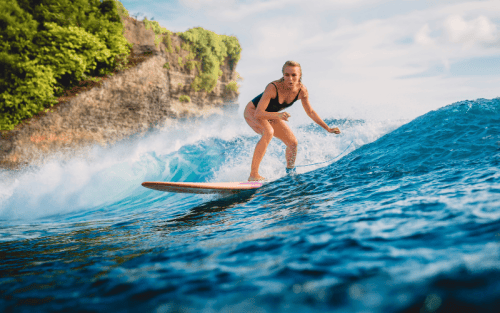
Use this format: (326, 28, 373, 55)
(248, 175, 266, 182)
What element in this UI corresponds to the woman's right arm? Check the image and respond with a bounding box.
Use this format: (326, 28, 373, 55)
(255, 84, 288, 121)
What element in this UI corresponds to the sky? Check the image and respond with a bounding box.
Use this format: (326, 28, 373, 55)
(120, 0, 500, 120)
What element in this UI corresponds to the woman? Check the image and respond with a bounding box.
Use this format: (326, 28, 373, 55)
(244, 60, 341, 182)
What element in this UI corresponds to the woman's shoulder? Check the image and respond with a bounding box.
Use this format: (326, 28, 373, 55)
(269, 80, 282, 88)
(263, 81, 279, 95)
(299, 83, 308, 98)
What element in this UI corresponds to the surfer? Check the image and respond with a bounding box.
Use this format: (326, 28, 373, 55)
(244, 60, 341, 182)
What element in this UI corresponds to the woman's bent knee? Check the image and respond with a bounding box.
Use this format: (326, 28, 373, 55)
(286, 138, 298, 148)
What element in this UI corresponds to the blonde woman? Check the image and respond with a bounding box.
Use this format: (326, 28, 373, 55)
(244, 60, 341, 182)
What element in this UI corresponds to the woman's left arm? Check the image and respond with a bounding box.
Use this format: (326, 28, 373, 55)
(300, 86, 341, 134)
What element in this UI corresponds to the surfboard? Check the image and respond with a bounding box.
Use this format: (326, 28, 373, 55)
(141, 181, 264, 194)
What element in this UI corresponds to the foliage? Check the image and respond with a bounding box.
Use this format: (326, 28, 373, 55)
(186, 60, 198, 71)
(0, 0, 131, 130)
(163, 62, 170, 69)
(143, 17, 169, 35)
(179, 95, 190, 103)
(181, 42, 191, 51)
(144, 17, 170, 48)
(162, 30, 173, 53)
(35, 22, 111, 83)
(178, 27, 241, 93)
(177, 56, 184, 67)
(190, 73, 218, 93)
(0, 60, 57, 130)
(225, 81, 238, 92)
(113, 0, 129, 17)
(221, 35, 242, 70)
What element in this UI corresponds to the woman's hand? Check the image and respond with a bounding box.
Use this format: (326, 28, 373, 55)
(328, 127, 341, 134)
(278, 112, 291, 121)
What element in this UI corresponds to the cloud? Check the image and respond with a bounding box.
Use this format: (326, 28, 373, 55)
(444, 15, 499, 46)
(252, 19, 309, 59)
(178, 0, 237, 10)
(168, 0, 500, 118)
(178, 0, 294, 20)
(415, 24, 435, 45)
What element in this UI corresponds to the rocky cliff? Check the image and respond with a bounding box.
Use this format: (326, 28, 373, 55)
(0, 17, 240, 170)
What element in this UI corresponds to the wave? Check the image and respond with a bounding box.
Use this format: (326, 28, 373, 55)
(1, 98, 499, 223)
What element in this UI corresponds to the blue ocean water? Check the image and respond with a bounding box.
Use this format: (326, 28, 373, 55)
(1, 98, 499, 312)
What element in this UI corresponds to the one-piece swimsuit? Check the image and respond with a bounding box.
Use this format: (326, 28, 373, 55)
(251, 82, 301, 112)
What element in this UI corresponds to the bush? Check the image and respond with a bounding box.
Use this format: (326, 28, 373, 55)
(143, 17, 169, 35)
(179, 27, 241, 93)
(179, 95, 190, 103)
(0, 61, 57, 130)
(225, 81, 238, 92)
(190, 73, 217, 93)
(35, 22, 111, 83)
(0, 0, 131, 130)
(162, 31, 173, 53)
(144, 17, 170, 48)
(186, 60, 198, 71)
(113, 0, 129, 17)
(163, 62, 170, 69)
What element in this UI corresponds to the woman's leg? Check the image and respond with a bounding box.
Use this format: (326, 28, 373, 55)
(249, 122, 273, 179)
(244, 102, 273, 181)
(270, 119, 298, 169)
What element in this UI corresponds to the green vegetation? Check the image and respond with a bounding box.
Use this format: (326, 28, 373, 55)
(181, 42, 191, 51)
(226, 81, 239, 92)
(143, 17, 170, 48)
(0, 0, 131, 131)
(163, 32, 173, 53)
(0, 0, 242, 131)
(186, 60, 199, 71)
(113, 0, 129, 17)
(178, 27, 241, 93)
(179, 95, 190, 103)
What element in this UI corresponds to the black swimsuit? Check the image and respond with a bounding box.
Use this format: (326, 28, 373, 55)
(252, 82, 301, 112)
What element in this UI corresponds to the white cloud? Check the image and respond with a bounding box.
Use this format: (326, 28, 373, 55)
(252, 19, 309, 59)
(178, 0, 237, 10)
(444, 15, 499, 46)
(161, 0, 500, 119)
(415, 24, 435, 45)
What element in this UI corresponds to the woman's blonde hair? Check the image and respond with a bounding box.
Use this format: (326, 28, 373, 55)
(281, 60, 302, 82)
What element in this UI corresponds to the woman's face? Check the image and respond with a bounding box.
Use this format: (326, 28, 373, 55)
(283, 66, 301, 87)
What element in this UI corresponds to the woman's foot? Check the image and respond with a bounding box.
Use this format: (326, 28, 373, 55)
(248, 175, 266, 182)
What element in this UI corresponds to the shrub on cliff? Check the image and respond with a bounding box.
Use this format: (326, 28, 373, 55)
(0, 0, 130, 131)
(113, 0, 129, 17)
(178, 27, 241, 93)
(226, 81, 239, 92)
(179, 95, 191, 103)
(144, 17, 172, 48)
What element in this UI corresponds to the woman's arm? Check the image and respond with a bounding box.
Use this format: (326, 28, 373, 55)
(300, 86, 341, 134)
(255, 84, 289, 121)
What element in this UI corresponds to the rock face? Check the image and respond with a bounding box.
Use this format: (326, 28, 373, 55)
(0, 17, 240, 170)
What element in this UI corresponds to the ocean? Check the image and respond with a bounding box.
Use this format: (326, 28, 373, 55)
(1, 98, 499, 312)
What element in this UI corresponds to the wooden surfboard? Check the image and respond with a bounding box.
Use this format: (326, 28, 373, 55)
(141, 181, 264, 194)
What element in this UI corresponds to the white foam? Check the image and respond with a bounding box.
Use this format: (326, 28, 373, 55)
(0, 108, 403, 221)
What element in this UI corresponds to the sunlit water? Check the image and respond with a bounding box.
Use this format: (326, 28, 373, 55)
(1, 98, 499, 312)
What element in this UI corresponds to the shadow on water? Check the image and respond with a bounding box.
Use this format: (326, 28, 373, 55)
(155, 189, 261, 231)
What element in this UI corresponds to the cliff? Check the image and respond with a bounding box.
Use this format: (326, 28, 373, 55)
(0, 17, 240, 170)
